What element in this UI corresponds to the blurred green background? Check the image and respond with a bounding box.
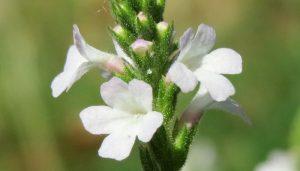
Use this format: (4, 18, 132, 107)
(0, 0, 300, 170)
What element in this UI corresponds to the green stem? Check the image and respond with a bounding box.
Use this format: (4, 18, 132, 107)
(149, 127, 175, 171)
(139, 144, 161, 171)
(139, 81, 184, 171)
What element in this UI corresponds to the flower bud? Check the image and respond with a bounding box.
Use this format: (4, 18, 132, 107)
(105, 58, 125, 74)
(156, 21, 169, 34)
(137, 12, 148, 23)
(112, 25, 135, 43)
(130, 39, 153, 56)
(113, 25, 126, 36)
(136, 12, 154, 40)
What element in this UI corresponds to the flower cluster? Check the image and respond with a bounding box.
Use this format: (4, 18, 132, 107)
(51, 0, 248, 170)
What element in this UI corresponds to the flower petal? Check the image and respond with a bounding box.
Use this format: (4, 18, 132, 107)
(79, 106, 132, 135)
(187, 86, 214, 113)
(179, 28, 194, 50)
(98, 131, 136, 161)
(112, 39, 135, 66)
(167, 62, 198, 93)
(100, 77, 151, 114)
(189, 24, 216, 56)
(194, 69, 235, 101)
(51, 46, 93, 97)
(129, 79, 153, 112)
(63, 45, 87, 71)
(208, 98, 252, 124)
(73, 25, 114, 63)
(137, 112, 163, 143)
(178, 24, 216, 68)
(51, 73, 68, 98)
(201, 48, 242, 74)
(186, 89, 250, 124)
(100, 77, 129, 107)
(68, 62, 96, 89)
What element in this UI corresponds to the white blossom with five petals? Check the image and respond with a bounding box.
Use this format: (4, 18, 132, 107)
(167, 24, 242, 102)
(79, 77, 163, 161)
(51, 25, 133, 98)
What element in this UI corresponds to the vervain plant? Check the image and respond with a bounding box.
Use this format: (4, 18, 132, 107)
(51, 0, 250, 170)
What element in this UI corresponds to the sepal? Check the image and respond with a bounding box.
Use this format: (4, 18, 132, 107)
(173, 123, 197, 170)
(109, 27, 135, 58)
(141, 0, 165, 22)
(155, 78, 179, 122)
(153, 22, 176, 72)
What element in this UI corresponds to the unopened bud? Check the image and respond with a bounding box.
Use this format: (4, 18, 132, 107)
(113, 25, 124, 34)
(130, 39, 153, 56)
(157, 21, 169, 34)
(137, 12, 148, 23)
(105, 58, 125, 74)
(113, 25, 126, 37)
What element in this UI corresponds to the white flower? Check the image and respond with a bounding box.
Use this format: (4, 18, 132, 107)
(167, 24, 242, 102)
(184, 87, 251, 124)
(254, 151, 297, 171)
(79, 77, 163, 161)
(51, 25, 133, 98)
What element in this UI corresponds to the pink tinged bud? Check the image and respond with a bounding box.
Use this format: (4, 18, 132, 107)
(105, 58, 125, 74)
(157, 21, 169, 33)
(130, 39, 153, 56)
(137, 12, 147, 22)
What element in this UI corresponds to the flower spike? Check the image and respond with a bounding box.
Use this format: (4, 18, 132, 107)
(51, 1, 247, 169)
